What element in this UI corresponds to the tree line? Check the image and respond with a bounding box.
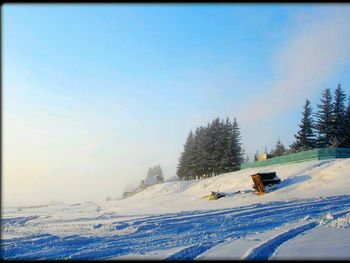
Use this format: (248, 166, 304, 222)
(260, 83, 350, 158)
(122, 164, 164, 198)
(291, 83, 350, 151)
(176, 117, 244, 180)
(140, 164, 164, 188)
(176, 83, 349, 180)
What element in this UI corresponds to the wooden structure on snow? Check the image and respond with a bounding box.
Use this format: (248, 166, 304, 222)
(250, 172, 281, 195)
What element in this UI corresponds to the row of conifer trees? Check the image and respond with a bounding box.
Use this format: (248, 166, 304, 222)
(176, 118, 243, 180)
(177, 83, 350, 180)
(290, 84, 350, 151)
(256, 83, 350, 159)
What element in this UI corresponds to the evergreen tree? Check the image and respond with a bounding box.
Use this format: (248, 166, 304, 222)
(289, 141, 299, 153)
(176, 130, 194, 180)
(191, 126, 209, 178)
(220, 118, 234, 172)
(272, 138, 287, 156)
(293, 99, 316, 151)
(219, 119, 230, 174)
(176, 117, 244, 179)
(214, 118, 232, 175)
(343, 95, 350, 147)
(208, 118, 221, 176)
(332, 83, 346, 147)
(228, 118, 244, 171)
(315, 88, 334, 148)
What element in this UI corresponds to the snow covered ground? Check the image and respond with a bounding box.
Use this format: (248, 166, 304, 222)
(1, 158, 350, 260)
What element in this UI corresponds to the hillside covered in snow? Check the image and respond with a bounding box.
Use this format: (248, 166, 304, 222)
(2, 158, 350, 260)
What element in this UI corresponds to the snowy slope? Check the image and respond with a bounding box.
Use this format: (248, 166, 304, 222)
(1, 159, 350, 260)
(103, 158, 350, 215)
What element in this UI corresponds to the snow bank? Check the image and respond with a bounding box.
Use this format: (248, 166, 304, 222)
(103, 159, 350, 215)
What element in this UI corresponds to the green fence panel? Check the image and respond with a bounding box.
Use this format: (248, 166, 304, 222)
(318, 148, 350, 160)
(241, 148, 350, 169)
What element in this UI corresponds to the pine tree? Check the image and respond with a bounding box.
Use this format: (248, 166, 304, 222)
(208, 118, 222, 176)
(315, 88, 334, 148)
(228, 118, 244, 171)
(332, 83, 346, 147)
(343, 95, 350, 147)
(272, 138, 287, 156)
(192, 126, 209, 179)
(293, 99, 316, 151)
(176, 130, 194, 180)
(177, 117, 245, 179)
(220, 118, 234, 172)
(214, 118, 232, 175)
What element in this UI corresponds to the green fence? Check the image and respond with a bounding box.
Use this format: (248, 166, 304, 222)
(241, 148, 350, 169)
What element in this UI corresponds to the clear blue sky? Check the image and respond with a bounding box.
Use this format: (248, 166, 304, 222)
(3, 4, 350, 206)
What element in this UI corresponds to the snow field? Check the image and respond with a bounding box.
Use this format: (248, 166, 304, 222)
(2, 158, 350, 260)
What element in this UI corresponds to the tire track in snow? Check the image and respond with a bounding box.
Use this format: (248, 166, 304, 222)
(166, 243, 219, 260)
(3, 195, 350, 260)
(244, 222, 318, 260)
(244, 209, 350, 260)
(164, 197, 350, 261)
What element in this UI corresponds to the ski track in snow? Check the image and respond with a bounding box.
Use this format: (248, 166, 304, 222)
(2, 195, 350, 260)
(244, 222, 319, 260)
(244, 209, 350, 260)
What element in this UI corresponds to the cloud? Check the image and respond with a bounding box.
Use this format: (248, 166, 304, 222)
(238, 7, 350, 127)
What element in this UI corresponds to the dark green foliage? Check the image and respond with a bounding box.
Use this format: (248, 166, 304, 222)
(177, 131, 194, 180)
(176, 83, 348, 181)
(315, 88, 334, 148)
(292, 99, 316, 151)
(229, 118, 244, 171)
(293, 83, 348, 150)
(343, 95, 350, 147)
(176, 117, 244, 180)
(332, 84, 346, 147)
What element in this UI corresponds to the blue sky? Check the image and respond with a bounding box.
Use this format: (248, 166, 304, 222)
(3, 4, 350, 206)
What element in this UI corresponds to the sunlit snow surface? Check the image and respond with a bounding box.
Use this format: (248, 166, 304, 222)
(2, 159, 350, 260)
(1, 196, 350, 260)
